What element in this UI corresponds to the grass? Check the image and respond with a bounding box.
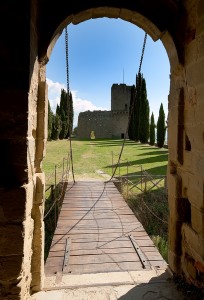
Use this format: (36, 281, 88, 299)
(42, 138, 169, 262)
(42, 138, 168, 182)
(125, 186, 169, 262)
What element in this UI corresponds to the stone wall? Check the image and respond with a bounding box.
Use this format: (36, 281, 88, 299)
(77, 111, 112, 138)
(167, 0, 204, 286)
(111, 111, 129, 138)
(0, 1, 204, 299)
(111, 84, 131, 111)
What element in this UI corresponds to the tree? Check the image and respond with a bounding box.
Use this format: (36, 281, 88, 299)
(59, 89, 68, 139)
(134, 72, 142, 141)
(157, 103, 166, 148)
(67, 91, 74, 137)
(149, 112, 155, 145)
(51, 113, 62, 140)
(48, 100, 54, 140)
(128, 85, 136, 140)
(139, 77, 149, 143)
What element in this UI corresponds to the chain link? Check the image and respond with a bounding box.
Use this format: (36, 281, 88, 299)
(65, 26, 69, 94)
(65, 26, 75, 183)
(138, 32, 147, 74)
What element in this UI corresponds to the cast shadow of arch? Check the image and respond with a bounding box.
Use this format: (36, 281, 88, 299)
(117, 270, 194, 300)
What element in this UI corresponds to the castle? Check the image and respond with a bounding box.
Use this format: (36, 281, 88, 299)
(77, 83, 132, 138)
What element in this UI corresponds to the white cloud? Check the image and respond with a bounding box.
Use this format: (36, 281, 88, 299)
(47, 78, 108, 127)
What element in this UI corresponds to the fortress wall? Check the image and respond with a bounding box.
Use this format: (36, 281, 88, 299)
(111, 111, 129, 138)
(77, 111, 112, 138)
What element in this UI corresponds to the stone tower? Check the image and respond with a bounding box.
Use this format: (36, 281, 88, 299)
(77, 83, 131, 138)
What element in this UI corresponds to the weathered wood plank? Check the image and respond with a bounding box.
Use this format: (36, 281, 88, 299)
(45, 181, 167, 276)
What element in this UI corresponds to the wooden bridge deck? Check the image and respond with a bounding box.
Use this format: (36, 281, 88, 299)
(45, 180, 167, 277)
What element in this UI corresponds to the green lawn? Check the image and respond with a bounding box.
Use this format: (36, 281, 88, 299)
(42, 138, 168, 185)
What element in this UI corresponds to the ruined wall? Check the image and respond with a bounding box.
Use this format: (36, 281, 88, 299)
(77, 111, 112, 138)
(111, 84, 131, 111)
(167, 0, 204, 286)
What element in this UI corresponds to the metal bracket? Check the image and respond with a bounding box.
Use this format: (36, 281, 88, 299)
(129, 234, 151, 269)
(62, 237, 71, 273)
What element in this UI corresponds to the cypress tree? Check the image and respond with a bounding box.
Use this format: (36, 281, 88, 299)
(59, 110, 67, 139)
(134, 72, 142, 141)
(149, 112, 155, 146)
(56, 104, 61, 116)
(48, 100, 54, 140)
(68, 91, 74, 137)
(128, 85, 136, 140)
(59, 89, 68, 139)
(139, 78, 149, 143)
(51, 113, 62, 140)
(157, 103, 166, 148)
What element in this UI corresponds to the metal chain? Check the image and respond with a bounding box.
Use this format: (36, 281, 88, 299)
(138, 32, 147, 74)
(65, 26, 69, 93)
(65, 26, 75, 183)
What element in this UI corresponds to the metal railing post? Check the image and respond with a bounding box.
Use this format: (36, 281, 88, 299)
(54, 165, 57, 226)
(141, 165, 143, 192)
(127, 160, 129, 198)
(111, 151, 113, 177)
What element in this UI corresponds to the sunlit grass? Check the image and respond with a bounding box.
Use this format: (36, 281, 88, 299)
(42, 138, 168, 184)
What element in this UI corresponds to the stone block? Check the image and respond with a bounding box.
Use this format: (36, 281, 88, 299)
(168, 250, 181, 273)
(192, 150, 204, 176)
(183, 151, 193, 172)
(188, 174, 204, 209)
(185, 108, 196, 127)
(161, 32, 179, 70)
(182, 223, 204, 261)
(34, 173, 45, 205)
(72, 9, 93, 24)
(168, 173, 180, 199)
(186, 125, 204, 153)
(24, 181, 34, 218)
(168, 219, 182, 255)
(191, 205, 204, 236)
(182, 255, 197, 280)
(186, 58, 204, 86)
(185, 37, 198, 65)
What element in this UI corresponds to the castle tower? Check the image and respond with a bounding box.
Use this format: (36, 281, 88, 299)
(111, 83, 132, 111)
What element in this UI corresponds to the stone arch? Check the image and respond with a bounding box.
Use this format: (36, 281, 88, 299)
(1, 1, 204, 299)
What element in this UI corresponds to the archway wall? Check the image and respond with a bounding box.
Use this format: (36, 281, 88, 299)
(167, 0, 204, 285)
(36, 0, 204, 292)
(1, 1, 204, 299)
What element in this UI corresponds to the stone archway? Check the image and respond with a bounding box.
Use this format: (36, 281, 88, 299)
(1, 1, 204, 299)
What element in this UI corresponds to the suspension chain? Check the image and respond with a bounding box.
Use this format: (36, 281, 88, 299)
(65, 27, 69, 93)
(138, 32, 147, 74)
(65, 26, 75, 183)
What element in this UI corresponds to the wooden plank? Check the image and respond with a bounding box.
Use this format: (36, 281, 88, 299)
(69, 253, 141, 265)
(45, 180, 167, 276)
(68, 261, 143, 274)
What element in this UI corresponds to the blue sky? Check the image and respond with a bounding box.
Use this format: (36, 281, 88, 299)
(46, 18, 170, 127)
